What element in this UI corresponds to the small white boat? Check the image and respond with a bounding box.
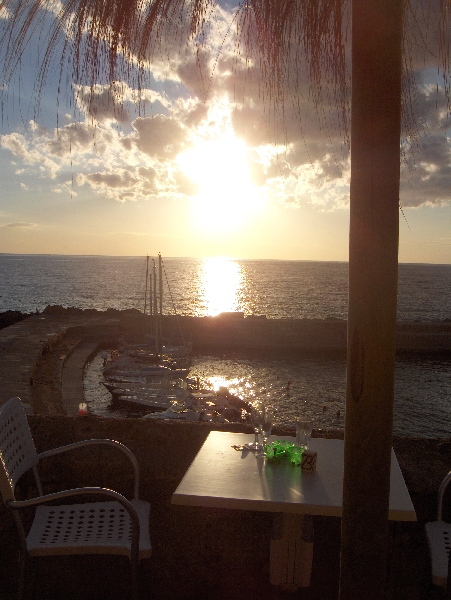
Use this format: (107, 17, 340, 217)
(105, 376, 147, 385)
(144, 402, 202, 421)
(162, 344, 192, 358)
(143, 387, 250, 423)
(115, 395, 177, 410)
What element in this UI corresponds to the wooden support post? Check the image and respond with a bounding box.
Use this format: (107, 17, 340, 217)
(339, 0, 404, 598)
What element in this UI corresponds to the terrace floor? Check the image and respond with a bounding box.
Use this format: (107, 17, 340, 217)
(0, 497, 443, 600)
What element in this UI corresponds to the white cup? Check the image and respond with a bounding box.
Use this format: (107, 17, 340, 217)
(296, 418, 313, 449)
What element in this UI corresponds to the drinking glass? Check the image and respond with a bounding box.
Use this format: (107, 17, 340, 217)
(296, 418, 313, 449)
(257, 406, 274, 458)
(247, 402, 263, 450)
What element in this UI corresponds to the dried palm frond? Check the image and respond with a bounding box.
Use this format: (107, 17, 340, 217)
(0, 0, 449, 142)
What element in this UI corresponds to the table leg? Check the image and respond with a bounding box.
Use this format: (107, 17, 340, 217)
(270, 513, 314, 589)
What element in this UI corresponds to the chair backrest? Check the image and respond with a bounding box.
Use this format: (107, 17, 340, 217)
(0, 397, 39, 502)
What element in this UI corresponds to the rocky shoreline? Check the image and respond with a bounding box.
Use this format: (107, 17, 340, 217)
(0, 309, 31, 330)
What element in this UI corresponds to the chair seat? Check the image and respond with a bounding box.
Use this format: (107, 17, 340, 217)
(27, 499, 151, 560)
(425, 520, 451, 588)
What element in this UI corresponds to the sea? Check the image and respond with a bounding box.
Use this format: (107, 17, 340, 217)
(1, 254, 450, 437)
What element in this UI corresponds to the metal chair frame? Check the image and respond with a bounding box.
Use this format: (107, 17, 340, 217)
(0, 397, 151, 600)
(425, 471, 451, 593)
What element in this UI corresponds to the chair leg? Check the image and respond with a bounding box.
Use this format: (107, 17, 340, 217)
(446, 549, 451, 599)
(16, 550, 27, 600)
(131, 560, 139, 600)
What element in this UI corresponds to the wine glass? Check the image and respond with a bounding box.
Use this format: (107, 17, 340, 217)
(257, 405, 274, 458)
(247, 402, 263, 451)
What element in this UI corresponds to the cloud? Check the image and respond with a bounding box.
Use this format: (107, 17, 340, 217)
(1, 1, 451, 214)
(400, 84, 451, 207)
(112, 231, 149, 237)
(74, 82, 170, 124)
(132, 115, 186, 159)
(46, 123, 106, 158)
(2, 222, 36, 228)
(1, 132, 59, 178)
(81, 166, 158, 202)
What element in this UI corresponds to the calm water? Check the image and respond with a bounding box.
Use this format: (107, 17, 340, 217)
(83, 350, 451, 437)
(1, 254, 450, 437)
(1, 254, 450, 321)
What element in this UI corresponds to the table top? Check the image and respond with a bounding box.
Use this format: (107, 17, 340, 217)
(171, 431, 416, 521)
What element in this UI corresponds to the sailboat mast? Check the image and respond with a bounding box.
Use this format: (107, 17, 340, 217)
(153, 259, 158, 356)
(149, 271, 153, 320)
(158, 253, 163, 343)
(144, 255, 149, 315)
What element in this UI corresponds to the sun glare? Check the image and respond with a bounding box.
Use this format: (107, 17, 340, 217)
(177, 108, 264, 232)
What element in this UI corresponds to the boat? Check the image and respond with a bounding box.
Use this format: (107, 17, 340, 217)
(145, 403, 203, 421)
(143, 387, 251, 423)
(104, 357, 189, 379)
(103, 376, 147, 387)
(113, 390, 191, 410)
(101, 254, 193, 409)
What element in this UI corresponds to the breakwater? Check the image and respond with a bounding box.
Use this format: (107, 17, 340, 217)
(3, 307, 451, 356)
(122, 311, 451, 355)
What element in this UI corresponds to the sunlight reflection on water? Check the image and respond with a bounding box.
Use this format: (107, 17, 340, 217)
(200, 257, 242, 316)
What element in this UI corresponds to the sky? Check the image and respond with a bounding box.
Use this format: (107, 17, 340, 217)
(0, 2, 450, 263)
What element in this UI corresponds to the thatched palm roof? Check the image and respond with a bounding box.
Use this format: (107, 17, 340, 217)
(1, 0, 449, 140)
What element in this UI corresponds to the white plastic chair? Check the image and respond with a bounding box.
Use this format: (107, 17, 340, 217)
(425, 471, 451, 593)
(0, 397, 151, 600)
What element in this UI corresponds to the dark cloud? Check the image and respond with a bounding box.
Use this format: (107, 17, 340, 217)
(75, 85, 129, 123)
(86, 170, 138, 189)
(82, 166, 158, 201)
(181, 101, 209, 128)
(176, 50, 212, 101)
(400, 84, 451, 206)
(132, 115, 185, 159)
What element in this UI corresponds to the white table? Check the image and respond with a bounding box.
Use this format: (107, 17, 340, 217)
(172, 431, 416, 588)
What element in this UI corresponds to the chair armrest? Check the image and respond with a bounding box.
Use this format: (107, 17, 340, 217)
(38, 439, 140, 499)
(7, 486, 138, 519)
(438, 471, 451, 521)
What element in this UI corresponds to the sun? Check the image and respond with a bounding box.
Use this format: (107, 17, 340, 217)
(177, 113, 265, 232)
